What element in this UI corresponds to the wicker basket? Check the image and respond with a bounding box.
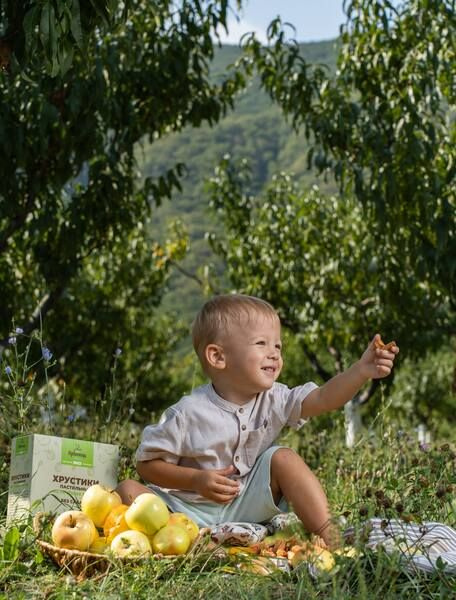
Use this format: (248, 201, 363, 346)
(34, 513, 211, 581)
(36, 539, 113, 580)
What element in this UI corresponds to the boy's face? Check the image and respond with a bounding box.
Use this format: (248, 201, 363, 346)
(218, 311, 283, 395)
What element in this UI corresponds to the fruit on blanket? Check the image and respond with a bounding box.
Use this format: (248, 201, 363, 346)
(168, 512, 199, 542)
(110, 530, 152, 558)
(290, 543, 336, 572)
(89, 536, 109, 554)
(103, 504, 130, 543)
(52, 510, 98, 551)
(125, 492, 169, 536)
(333, 546, 359, 558)
(227, 546, 258, 555)
(239, 556, 276, 575)
(152, 524, 191, 555)
(81, 484, 122, 527)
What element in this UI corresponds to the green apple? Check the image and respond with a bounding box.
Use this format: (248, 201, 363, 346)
(110, 530, 152, 558)
(89, 536, 109, 554)
(152, 524, 191, 555)
(52, 510, 98, 551)
(81, 483, 122, 527)
(125, 493, 169, 536)
(168, 512, 199, 543)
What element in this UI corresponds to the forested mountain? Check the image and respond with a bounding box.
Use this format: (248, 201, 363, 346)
(138, 40, 339, 319)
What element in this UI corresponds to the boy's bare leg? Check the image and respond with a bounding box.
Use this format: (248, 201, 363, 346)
(269, 448, 341, 549)
(115, 479, 153, 505)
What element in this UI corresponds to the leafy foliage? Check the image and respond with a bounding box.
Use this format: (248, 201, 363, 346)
(0, 1, 248, 412)
(207, 157, 452, 361)
(240, 0, 456, 303)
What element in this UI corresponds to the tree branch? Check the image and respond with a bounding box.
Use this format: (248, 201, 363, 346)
(169, 259, 220, 294)
(280, 317, 333, 381)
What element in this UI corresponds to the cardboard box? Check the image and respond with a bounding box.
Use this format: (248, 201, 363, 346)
(7, 434, 119, 523)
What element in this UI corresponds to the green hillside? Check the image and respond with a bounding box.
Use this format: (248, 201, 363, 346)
(138, 40, 339, 319)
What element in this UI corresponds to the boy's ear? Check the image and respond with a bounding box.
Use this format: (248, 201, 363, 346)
(205, 344, 226, 370)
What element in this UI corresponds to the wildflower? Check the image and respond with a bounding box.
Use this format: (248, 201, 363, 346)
(5, 366, 12, 375)
(419, 442, 430, 452)
(8, 336, 16, 345)
(42, 347, 53, 361)
(115, 348, 122, 357)
(15, 327, 24, 334)
(67, 415, 75, 423)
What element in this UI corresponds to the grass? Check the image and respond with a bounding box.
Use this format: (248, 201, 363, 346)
(1, 419, 455, 599)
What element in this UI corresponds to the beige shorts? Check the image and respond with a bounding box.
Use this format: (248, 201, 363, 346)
(147, 446, 288, 526)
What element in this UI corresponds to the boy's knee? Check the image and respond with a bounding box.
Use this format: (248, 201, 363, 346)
(271, 447, 302, 471)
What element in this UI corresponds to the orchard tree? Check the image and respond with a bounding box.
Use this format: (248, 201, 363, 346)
(240, 0, 456, 305)
(206, 157, 454, 444)
(0, 1, 247, 411)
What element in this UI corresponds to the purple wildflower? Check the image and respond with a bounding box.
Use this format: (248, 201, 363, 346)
(8, 337, 16, 345)
(5, 366, 12, 375)
(419, 442, 430, 452)
(15, 327, 24, 334)
(42, 347, 53, 361)
(115, 348, 122, 357)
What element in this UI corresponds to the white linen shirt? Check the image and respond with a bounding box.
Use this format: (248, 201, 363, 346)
(135, 381, 318, 502)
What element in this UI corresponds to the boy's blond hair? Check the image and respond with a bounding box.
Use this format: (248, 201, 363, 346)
(192, 294, 279, 372)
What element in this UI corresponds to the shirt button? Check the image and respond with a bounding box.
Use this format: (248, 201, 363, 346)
(239, 408, 244, 413)
(235, 455, 240, 462)
(241, 425, 246, 431)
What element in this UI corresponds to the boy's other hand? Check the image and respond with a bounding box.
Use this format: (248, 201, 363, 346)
(193, 465, 240, 504)
(359, 333, 399, 380)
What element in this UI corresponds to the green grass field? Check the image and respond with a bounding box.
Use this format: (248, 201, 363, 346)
(1, 418, 455, 599)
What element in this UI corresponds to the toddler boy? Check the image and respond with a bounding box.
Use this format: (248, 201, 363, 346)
(117, 294, 399, 547)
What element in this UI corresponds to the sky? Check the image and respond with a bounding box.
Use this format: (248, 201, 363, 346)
(218, 0, 347, 45)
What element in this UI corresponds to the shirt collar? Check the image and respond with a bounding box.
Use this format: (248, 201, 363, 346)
(207, 383, 258, 414)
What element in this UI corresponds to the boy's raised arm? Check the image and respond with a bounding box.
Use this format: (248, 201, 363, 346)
(300, 334, 399, 418)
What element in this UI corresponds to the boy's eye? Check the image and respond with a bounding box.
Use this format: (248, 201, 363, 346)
(256, 340, 266, 345)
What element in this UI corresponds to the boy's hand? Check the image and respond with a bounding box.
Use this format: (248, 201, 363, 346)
(192, 465, 240, 504)
(359, 333, 399, 380)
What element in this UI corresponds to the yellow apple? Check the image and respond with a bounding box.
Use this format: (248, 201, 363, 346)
(52, 510, 98, 551)
(89, 536, 109, 554)
(110, 530, 152, 559)
(103, 504, 129, 543)
(168, 512, 199, 543)
(125, 493, 169, 536)
(152, 524, 191, 555)
(81, 484, 122, 527)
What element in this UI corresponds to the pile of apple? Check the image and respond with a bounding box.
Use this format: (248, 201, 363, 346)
(51, 484, 199, 559)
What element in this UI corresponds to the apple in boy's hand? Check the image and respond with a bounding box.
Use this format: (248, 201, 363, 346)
(152, 524, 191, 555)
(52, 510, 98, 551)
(125, 493, 169, 536)
(103, 504, 129, 543)
(168, 512, 199, 543)
(81, 484, 122, 527)
(110, 530, 152, 558)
